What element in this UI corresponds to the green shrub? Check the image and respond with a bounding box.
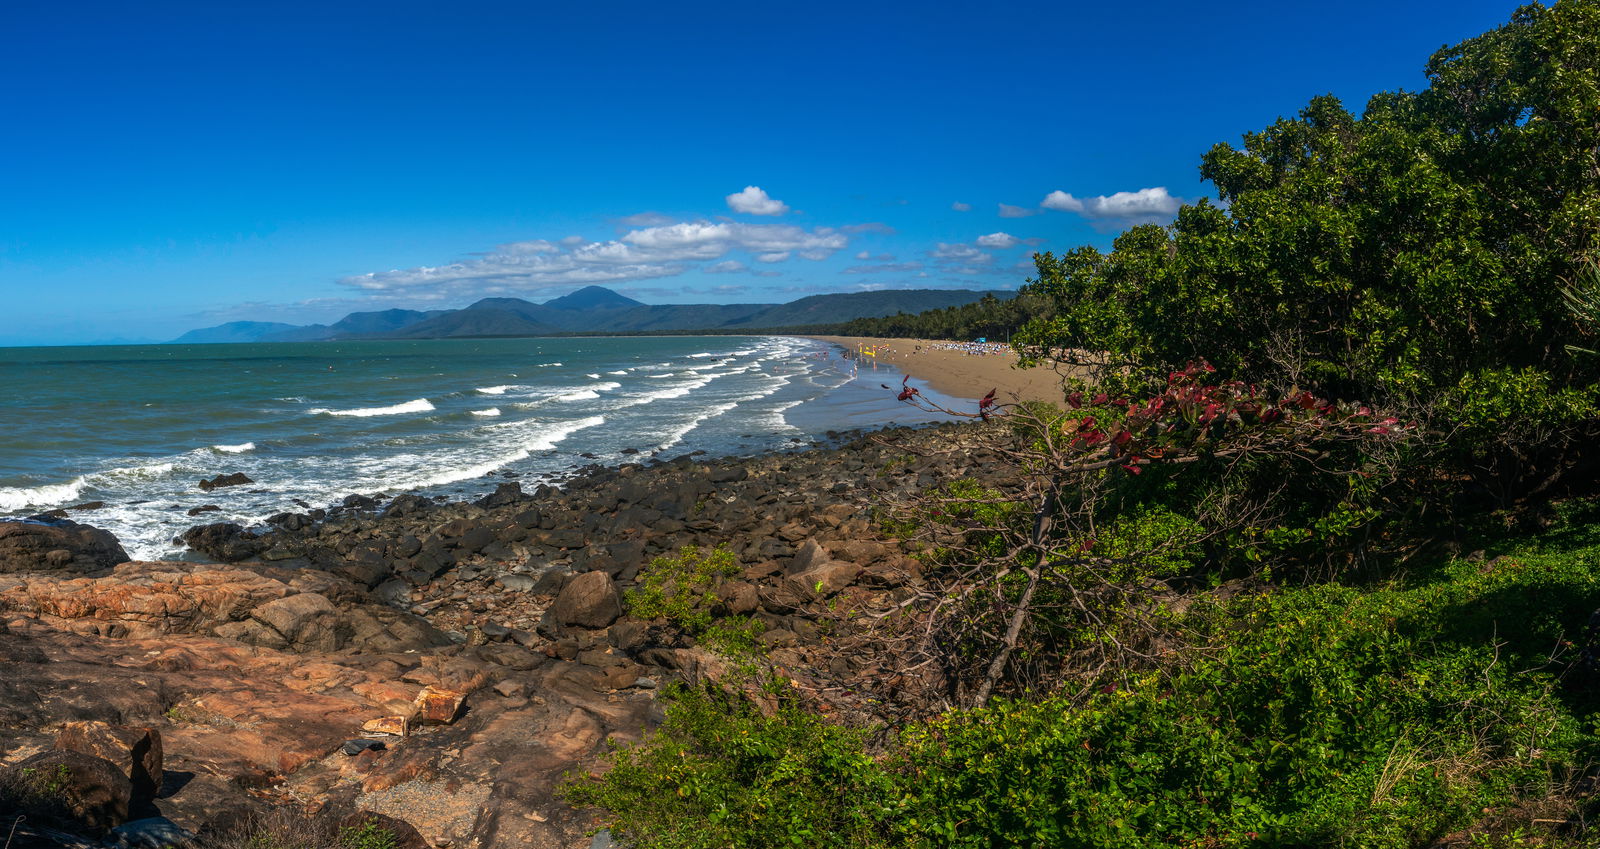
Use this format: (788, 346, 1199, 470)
(576, 520, 1600, 849)
(563, 684, 898, 849)
(626, 545, 742, 634)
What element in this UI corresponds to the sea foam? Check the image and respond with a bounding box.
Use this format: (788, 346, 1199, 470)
(310, 398, 435, 417)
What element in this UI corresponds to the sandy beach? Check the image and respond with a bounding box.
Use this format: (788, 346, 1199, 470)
(804, 336, 1071, 404)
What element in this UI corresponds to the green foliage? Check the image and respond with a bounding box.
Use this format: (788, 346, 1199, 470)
(562, 684, 899, 849)
(576, 518, 1600, 849)
(626, 545, 742, 634)
(1010, 0, 1600, 464)
(1450, 366, 1599, 436)
(337, 821, 399, 849)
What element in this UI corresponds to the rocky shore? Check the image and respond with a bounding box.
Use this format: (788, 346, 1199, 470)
(0, 420, 1008, 849)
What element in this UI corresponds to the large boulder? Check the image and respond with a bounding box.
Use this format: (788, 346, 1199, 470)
(53, 721, 163, 802)
(7, 749, 132, 834)
(180, 522, 263, 562)
(0, 519, 127, 575)
(550, 570, 622, 628)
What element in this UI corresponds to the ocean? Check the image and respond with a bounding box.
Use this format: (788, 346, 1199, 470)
(0, 335, 958, 560)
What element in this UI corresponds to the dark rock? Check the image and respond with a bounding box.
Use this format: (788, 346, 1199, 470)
(709, 466, 748, 483)
(786, 559, 862, 599)
(110, 816, 194, 849)
(340, 739, 385, 756)
(480, 622, 511, 640)
(381, 494, 432, 519)
(0, 519, 128, 574)
(606, 620, 649, 652)
(391, 534, 422, 558)
(342, 493, 379, 511)
(180, 523, 262, 562)
(9, 749, 132, 834)
(68, 501, 106, 512)
(551, 571, 622, 628)
(475, 481, 525, 509)
(459, 525, 496, 553)
(186, 504, 222, 517)
(196, 473, 253, 492)
(714, 581, 759, 615)
(53, 721, 162, 802)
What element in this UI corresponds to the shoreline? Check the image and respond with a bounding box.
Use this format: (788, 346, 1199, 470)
(802, 335, 1069, 404)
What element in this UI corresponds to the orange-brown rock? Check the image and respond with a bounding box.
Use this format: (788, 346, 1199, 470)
(0, 560, 449, 652)
(53, 720, 163, 801)
(411, 685, 466, 725)
(362, 715, 410, 736)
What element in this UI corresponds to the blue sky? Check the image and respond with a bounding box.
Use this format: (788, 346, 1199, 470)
(1, 0, 1523, 345)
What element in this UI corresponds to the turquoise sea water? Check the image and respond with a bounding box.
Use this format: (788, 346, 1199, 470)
(0, 335, 957, 559)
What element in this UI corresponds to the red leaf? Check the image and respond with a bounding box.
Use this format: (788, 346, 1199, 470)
(1121, 463, 1142, 475)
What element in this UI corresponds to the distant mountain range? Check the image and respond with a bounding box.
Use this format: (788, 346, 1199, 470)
(171, 287, 999, 343)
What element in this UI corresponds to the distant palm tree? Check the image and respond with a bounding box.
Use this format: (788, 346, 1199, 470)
(1563, 256, 1600, 356)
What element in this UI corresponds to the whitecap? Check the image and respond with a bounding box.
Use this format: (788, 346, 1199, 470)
(687, 352, 714, 358)
(0, 477, 89, 512)
(472, 408, 502, 417)
(553, 389, 600, 402)
(309, 398, 435, 417)
(608, 370, 627, 375)
(586, 373, 601, 379)
(212, 442, 256, 454)
(477, 385, 515, 395)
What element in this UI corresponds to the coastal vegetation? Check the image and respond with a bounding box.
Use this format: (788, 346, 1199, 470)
(565, 2, 1600, 846)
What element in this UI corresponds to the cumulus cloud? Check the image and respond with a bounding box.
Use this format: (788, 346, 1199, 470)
(929, 243, 992, 264)
(339, 219, 850, 298)
(998, 203, 1039, 218)
(1041, 187, 1183, 226)
(976, 232, 1020, 249)
(951, 201, 972, 212)
(704, 260, 748, 274)
(855, 251, 894, 261)
(725, 186, 790, 216)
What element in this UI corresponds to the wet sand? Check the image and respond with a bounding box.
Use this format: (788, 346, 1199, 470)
(803, 336, 1071, 404)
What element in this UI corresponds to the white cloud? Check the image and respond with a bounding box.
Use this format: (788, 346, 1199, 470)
(951, 201, 972, 212)
(704, 260, 748, 274)
(930, 243, 991, 263)
(976, 232, 1020, 249)
(856, 250, 871, 260)
(998, 203, 1039, 218)
(726, 185, 790, 216)
(1041, 187, 1182, 226)
(497, 239, 560, 254)
(339, 219, 849, 297)
(559, 235, 586, 247)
